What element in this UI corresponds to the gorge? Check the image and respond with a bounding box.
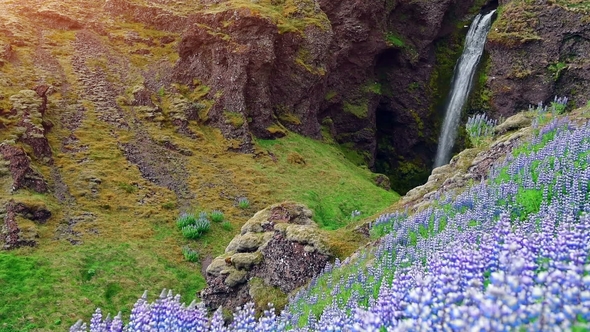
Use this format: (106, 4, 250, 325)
(1, 0, 590, 330)
(434, 9, 496, 168)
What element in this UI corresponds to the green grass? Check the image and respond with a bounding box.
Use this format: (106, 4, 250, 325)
(256, 133, 399, 230)
(385, 32, 405, 48)
(287, 112, 583, 327)
(0, 241, 206, 331)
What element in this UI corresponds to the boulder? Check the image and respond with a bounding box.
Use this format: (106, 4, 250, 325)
(201, 202, 332, 312)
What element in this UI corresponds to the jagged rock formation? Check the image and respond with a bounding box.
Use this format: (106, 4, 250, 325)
(174, 0, 482, 182)
(0, 143, 48, 194)
(201, 202, 331, 312)
(1, 199, 51, 249)
(485, 0, 590, 116)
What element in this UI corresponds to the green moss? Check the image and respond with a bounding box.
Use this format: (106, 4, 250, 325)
(224, 111, 245, 128)
(376, 157, 430, 195)
(278, 112, 302, 125)
(385, 32, 405, 48)
(466, 54, 493, 112)
(488, 1, 543, 47)
(363, 82, 382, 95)
(548, 61, 567, 81)
(429, 30, 466, 115)
(325, 90, 338, 101)
(266, 124, 288, 137)
(248, 277, 288, 313)
(343, 101, 369, 119)
(295, 47, 326, 76)
(409, 109, 424, 137)
(407, 82, 420, 92)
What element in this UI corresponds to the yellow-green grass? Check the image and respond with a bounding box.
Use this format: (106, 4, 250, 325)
(255, 133, 399, 230)
(0, 1, 398, 329)
(0, 240, 206, 332)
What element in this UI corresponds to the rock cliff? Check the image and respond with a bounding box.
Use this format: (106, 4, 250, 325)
(483, 0, 590, 116)
(174, 0, 483, 190)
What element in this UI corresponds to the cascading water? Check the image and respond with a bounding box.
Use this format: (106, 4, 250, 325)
(433, 10, 496, 168)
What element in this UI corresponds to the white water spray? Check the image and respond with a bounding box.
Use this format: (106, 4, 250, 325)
(434, 10, 496, 168)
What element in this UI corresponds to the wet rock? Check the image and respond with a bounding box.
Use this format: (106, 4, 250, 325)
(201, 202, 331, 312)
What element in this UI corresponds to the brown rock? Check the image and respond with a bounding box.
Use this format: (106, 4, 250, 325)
(486, 4, 590, 118)
(173, 0, 477, 166)
(1, 200, 44, 250)
(0, 143, 48, 193)
(201, 202, 331, 312)
(373, 174, 391, 191)
(11, 88, 53, 161)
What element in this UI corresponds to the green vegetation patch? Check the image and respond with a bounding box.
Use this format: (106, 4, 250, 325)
(488, 1, 543, 47)
(385, 32, 405, 48)
(256, 133, 399, 230)
(343, 101, 369, 119)
(0, 242, 206, 331)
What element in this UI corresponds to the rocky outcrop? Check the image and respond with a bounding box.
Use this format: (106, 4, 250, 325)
(12, 87, 53, 161)
(1, 200, 50, 250)
(174, 0, 479, 173)
(0, 143, 48, 194)
(201, 202, 331, 312)
(175, 6, 332, 148)
(486, 1, 590, 117)
(400, 111, 535, 211)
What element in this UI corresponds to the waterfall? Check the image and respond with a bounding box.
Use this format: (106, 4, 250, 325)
(433, 10, 496, 168)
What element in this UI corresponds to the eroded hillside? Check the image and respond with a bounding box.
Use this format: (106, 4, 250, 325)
(0, 0, 399, 329)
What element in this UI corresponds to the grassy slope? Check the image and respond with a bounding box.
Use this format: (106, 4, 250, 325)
(288, 105, 590, 327)
(0, 1, 396, 330)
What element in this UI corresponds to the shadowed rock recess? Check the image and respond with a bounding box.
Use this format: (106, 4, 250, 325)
(201, 202, 331, 312)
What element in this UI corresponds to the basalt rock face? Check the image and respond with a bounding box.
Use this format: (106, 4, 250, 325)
(1, 200, 51, 250)
(175, 7, 332, 147)
(486, 1, 590, 117)
(175, 0, 478, 168)
(0, 144, 48, 194)
(201, 202, 331, 312)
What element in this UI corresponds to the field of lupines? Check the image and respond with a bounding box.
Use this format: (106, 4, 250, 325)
(71, 111, 590, 330)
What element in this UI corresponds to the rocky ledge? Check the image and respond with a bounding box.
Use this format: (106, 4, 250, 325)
(201, 202, 332, 312)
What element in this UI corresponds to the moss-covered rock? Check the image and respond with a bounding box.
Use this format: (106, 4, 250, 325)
(224, 269, 248, 287)
(494, 112, 534, 134)
(206, 255, 232, 276)
(202, 202, 332, 312)
(283, 224, 330, 255)
(225, 232, 272, 254)
(231, 252, 263, 270)
(248, 277, 288, 313)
